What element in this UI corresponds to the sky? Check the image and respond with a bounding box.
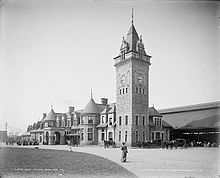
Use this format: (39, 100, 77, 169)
(0, 0, 219, 134)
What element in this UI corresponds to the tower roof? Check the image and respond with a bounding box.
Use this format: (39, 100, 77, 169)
(125, 24, 139, 51)
(82, 98, 99, 114)
(42, 109, 56, 122)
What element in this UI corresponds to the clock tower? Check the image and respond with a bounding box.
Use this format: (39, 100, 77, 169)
(114, 14, 151, 146)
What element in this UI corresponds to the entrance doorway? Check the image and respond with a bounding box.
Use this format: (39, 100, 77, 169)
(46, 132, 49, 145)
(54, 132, 61, 144)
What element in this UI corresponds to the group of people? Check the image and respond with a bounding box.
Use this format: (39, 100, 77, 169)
(5, 139, 15, 145)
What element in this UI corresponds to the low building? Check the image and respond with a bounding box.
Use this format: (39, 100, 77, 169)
(0, 130, 7, 142)
(159, 101, 220, 144)
(28, 97, 171, 146)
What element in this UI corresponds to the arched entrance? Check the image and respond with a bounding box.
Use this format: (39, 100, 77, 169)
(54, 132, 61, 144)
(46, 132, 49, 145)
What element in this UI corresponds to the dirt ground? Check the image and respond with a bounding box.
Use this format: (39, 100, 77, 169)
(2, 143, 220, 178)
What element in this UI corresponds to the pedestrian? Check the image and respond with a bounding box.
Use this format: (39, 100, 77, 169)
(67, 140, 72, 151)
(121, 142, 128, 162)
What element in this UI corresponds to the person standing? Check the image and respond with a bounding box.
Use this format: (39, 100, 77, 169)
(121, 142, 128, 162)
(67, 140, 72, 151)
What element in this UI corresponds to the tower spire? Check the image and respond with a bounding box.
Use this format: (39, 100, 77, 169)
(91, 88, 93, 99)
(131, 8, 134, 24)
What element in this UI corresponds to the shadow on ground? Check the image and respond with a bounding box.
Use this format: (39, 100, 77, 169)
(0, 147, 137, 178)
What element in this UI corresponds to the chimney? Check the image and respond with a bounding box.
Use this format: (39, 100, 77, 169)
(101, 98, 108, 105)
(69, 106, 75, 113)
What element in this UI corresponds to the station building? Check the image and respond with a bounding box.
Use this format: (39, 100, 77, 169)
(27, 17, 172, 147)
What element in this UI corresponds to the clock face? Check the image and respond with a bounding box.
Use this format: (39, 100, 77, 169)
(137, 75, 143, 84)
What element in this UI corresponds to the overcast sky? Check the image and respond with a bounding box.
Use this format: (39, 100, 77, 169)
(0, 0, 219, 134)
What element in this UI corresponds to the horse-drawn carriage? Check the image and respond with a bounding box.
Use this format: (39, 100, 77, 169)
(104, 140, 116, 148)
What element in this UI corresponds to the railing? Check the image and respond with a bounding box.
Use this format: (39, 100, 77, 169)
(115, 51, 150, 65)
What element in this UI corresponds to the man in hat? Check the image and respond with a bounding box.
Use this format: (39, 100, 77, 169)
(121, 142, 128, 162)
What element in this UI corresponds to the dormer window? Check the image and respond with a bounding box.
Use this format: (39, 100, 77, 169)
(88, 116, 94, 124)
(155, 117, 161, 126)
(101, 116, 105, 124)
(48, 122, 52, 127)
(109, 118, 112, 125)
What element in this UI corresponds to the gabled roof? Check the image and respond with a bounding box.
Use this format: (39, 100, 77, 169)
(100, 107, 110, 114)
(82, 98, 99, 114)
(96, 104, 108, 113)
(100, 104, 116, 114)
(108, 106, 116, 113)
(149, 107, 162, 117)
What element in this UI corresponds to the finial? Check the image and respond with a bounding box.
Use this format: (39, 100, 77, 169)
(132, 8, 134, 24)
(51, 103, 53, 110)
(91, 88, 93, 99)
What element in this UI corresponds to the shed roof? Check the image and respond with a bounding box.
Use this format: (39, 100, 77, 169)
(160, 102, 220, 129)
(162, 120, 172, 128)
(97, 123, 108, 128)
(179, 115, 220, 130)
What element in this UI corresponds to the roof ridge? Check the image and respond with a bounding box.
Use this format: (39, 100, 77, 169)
(159, 101, 220, 114)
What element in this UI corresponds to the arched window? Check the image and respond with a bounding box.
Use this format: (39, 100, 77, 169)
(135, 115, 139, 125)
(125, 131, 127, 142)
(125, 115, 128, 125)
(135, 131, 139, 142)
(109, 132, 113, 141)
(119, 116, 122, 125)
(143, 131, 145, 141)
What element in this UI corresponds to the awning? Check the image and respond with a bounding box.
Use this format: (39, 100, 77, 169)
(96, 123, 108, 128)
(66, 133, 80, 136)
(71, 126, 80, 130)
(30, 129, 44, 133)
(20, 132, 31, 136)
